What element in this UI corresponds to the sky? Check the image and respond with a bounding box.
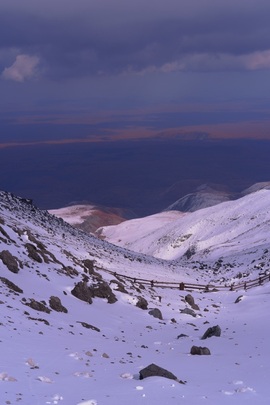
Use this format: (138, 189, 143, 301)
(1, 0, 270, 146)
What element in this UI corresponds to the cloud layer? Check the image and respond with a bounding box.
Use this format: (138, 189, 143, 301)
(1, 0, 270, 80)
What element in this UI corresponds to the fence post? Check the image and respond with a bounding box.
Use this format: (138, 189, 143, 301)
(151, 280, 154, 288)
(179, 282, 185, 290)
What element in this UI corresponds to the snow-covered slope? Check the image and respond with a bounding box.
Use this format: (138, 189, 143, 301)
(98, 189, 270, 279)
(1, 191, 270, 404)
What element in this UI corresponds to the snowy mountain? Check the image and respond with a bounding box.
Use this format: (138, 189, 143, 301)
(164, 184, 231, 212)
(97, 188, 270, 281)
(1, 190, 270, 404)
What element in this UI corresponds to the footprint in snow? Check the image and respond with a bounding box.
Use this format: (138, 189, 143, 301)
(0, 372, 17, 382)
(222, 380, 256, 395)
(46, 394, 64, 404)
(37, 376, 53, 383)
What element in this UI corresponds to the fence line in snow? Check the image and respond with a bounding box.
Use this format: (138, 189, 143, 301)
(95, 265, 270, 292)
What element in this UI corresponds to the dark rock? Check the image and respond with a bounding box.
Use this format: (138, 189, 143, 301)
(201, 325, 221, 340)
(25, 243, 43, 263)
(190, 346, 211, 355)
(49, 296, 68, 313)
(177, 334, 188, 339)
(136, 296, 148, 310)
(82, 259, 102, 279)
(28, 316, 50, 326)
(25, 299, 51, 314)
(235, 295, 244, 304)
(71, 281, 93, 304)
(148, 308, 163, 320)
(77, 321, 100, 332)
(180, 308, 197, 317)
(0, 250, 20, 273)
(0, 276, 23, 294)
(139, 363, 178, 381)
(185, 294, 200, 310)
(89, 280, 117, 304)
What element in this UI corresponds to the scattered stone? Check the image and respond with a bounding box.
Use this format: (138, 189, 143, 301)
(0, 276, 23, 294)
(28, 316, 50, 326)
(148, 308, 163, 320)
(136, 296, 148, 310)
(190, 346, 211, 355)
(77, 321, 100, 332)
(139, 363, 185, 384)
(0, 250, 20, 273)
(102, 353, 109, 358)
(177, 334, 188, 339)
(71, 281, 93, 304)
(25, 299, 51, 314)
(201, 325, 221, 340)
(180, 308, 197, 317)
(185, 294, 200, 310)
(49, 296, 68, 313)
(235, 295, 244, 304)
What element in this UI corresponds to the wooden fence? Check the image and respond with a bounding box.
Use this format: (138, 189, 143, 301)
(96, 265, 270, 293)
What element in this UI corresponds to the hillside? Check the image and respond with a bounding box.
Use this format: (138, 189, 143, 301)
(97, 189, 270, 282)
(1, 190, 270, 404)
(49, 204, 128, 234)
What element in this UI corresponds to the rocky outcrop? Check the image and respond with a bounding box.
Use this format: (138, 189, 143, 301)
(0, 276, 23, 294)
(89, 280, 117, 304)
(24, 299, 51, 314)
(136, 296, 148, 310)
(49, 296, 68, 313)
(71, 281, 93, 304)
(0, 250, 20, 273)
(25, 243, 43, 263)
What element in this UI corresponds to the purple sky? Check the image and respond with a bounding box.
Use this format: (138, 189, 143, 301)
(1, 0, 270, 145)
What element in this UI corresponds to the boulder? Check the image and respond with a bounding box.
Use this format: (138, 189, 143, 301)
(185, 294, 200, 310)
(201, 325, 221, 340)
(49, 296, 68, 313)
(139, 363, 177, 381)
(180, 308, 197, 317)
(136, 296, 148, 310)
(89, 280, 117, 304)
(190, 346, 211, 355)
(71, 281, 93, 304)
(148, 308, 163, 320)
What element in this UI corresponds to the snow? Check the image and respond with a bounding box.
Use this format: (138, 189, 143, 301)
(49, 205, 95, 226)
(1, 190, 270, 404)
(98, 189, 270, 278)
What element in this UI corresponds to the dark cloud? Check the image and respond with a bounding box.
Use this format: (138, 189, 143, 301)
(1, 0, 270, 79)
